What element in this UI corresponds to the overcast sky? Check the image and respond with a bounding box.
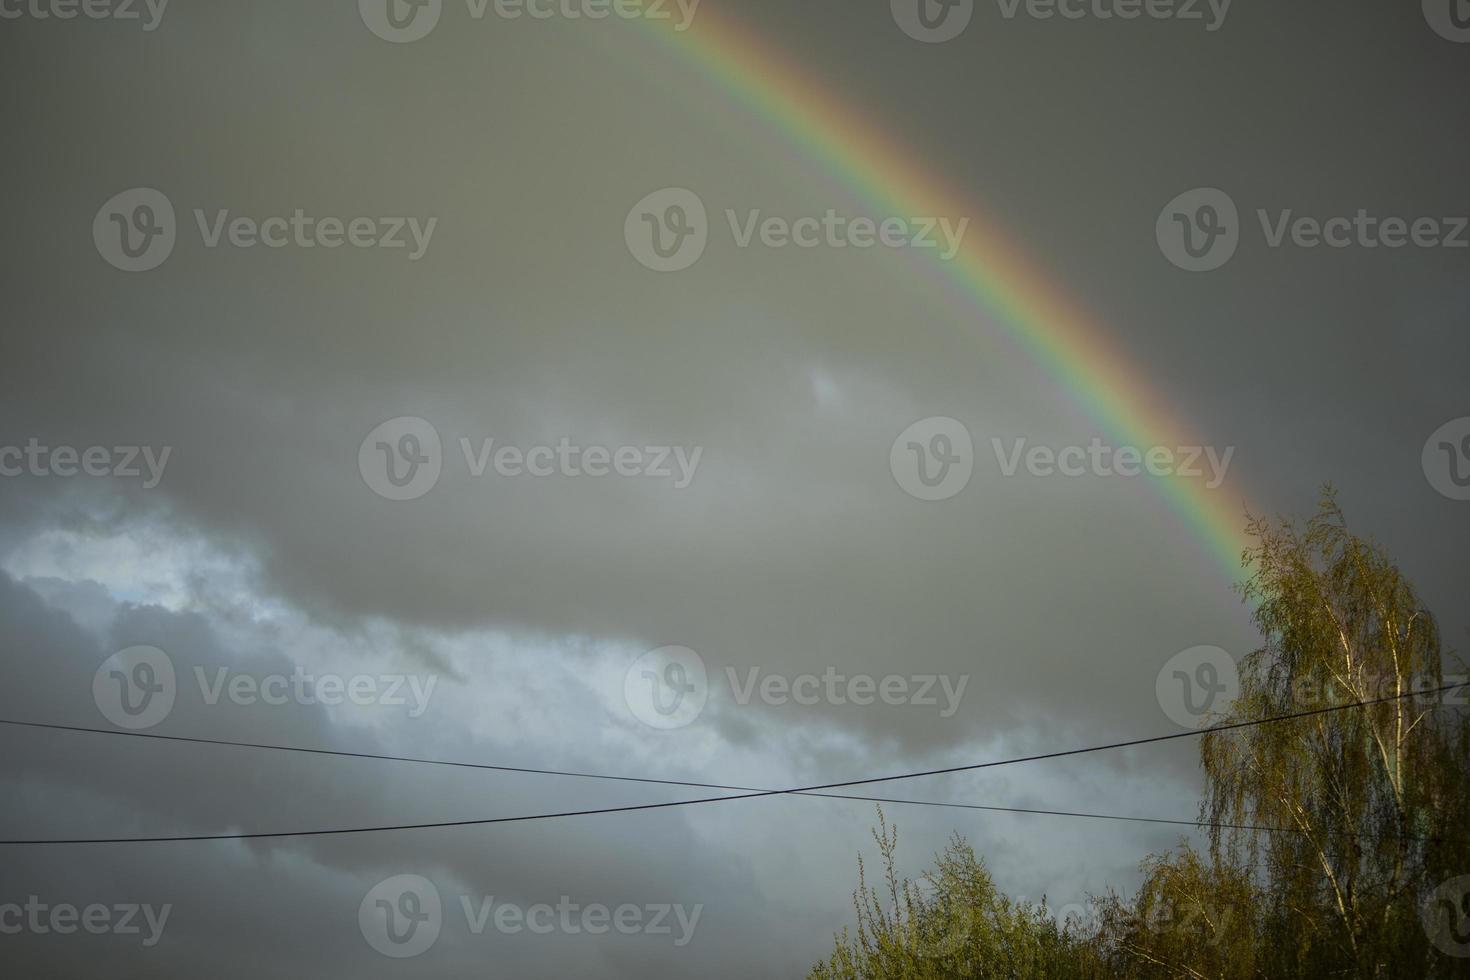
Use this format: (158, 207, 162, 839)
(1, 0, 1467, 975)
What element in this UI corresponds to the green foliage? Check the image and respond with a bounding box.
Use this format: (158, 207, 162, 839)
(811, 491, 1470, 979)
(1090, 844, 1259, 979)
(1199, 489, 1470, 977)
(808, 809, 1108, 979)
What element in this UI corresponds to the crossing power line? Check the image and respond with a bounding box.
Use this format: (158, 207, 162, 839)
(0, 680, 1464, 845)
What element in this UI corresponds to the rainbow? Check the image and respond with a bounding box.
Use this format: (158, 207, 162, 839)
(628, 8, 1251, 582)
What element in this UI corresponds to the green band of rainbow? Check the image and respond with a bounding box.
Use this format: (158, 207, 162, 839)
(634, 10, 1250, 582)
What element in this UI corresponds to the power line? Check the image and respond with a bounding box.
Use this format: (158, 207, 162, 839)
(791, 679, 1470, 795)
(3, 780, 1464, 847)
(798, 793, 1470, 847)
(0, 718, 746, 792)
(0, 791, 768, 844)
(0, 680, 1464, 845)
(5, 679, 1461, 795)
